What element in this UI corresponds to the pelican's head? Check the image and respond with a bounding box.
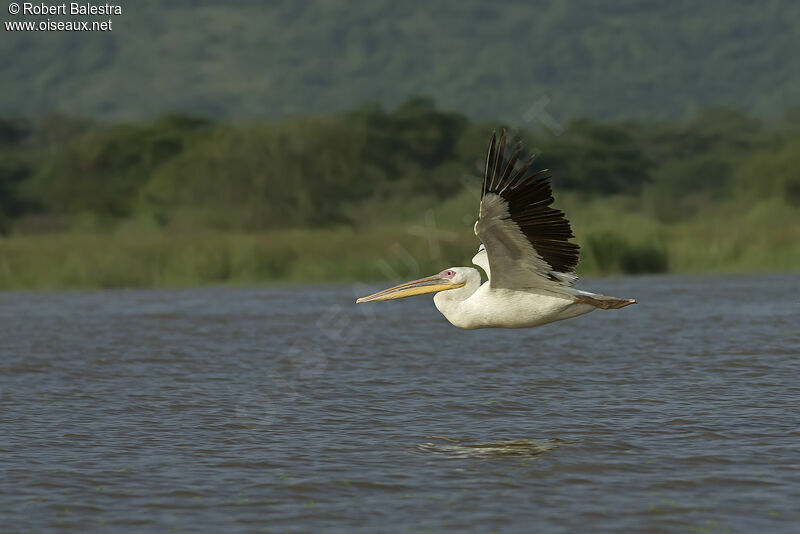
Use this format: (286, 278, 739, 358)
(356, 268, 470, 303)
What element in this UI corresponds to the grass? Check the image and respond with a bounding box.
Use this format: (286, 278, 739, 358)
(0, 229, 474, 290)
(1, 196, 798, 291)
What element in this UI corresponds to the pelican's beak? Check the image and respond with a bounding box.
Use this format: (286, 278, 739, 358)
(356, 274, 465, 303)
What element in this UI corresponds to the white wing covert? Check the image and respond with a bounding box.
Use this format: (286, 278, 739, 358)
(471, 243, 491, 279)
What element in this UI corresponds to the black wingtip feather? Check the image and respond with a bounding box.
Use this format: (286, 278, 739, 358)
(481, 132, 580, 274)
(482, 132, 497, 202)
(490, 130, 506, 192)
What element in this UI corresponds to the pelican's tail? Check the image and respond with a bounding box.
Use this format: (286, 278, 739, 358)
(574, 292, 637, 310)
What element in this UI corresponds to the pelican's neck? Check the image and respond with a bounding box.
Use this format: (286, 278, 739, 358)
(433, 268, 482, 324)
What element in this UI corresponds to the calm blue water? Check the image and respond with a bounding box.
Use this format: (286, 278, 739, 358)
(1, 275, 799, 532)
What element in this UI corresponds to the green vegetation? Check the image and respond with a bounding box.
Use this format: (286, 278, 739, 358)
(3, 0, 799, 121)
(1, 99, 799, 290)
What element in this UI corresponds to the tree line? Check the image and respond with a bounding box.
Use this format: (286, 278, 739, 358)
(1, 98, 799, 236)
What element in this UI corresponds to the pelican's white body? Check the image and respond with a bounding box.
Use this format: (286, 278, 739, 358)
(433, 268, 595, 329)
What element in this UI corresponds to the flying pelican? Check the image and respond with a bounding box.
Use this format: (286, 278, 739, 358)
(356, 131, 636, 329)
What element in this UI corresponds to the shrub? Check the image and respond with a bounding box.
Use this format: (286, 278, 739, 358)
(586, 232, 668, 274)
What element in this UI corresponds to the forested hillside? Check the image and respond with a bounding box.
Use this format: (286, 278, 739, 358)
(3, 0, 799, 120)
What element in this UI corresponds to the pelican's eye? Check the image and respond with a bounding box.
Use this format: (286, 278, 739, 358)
(441, 269, 456, 279)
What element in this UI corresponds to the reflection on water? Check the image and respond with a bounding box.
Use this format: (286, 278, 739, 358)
(418, 437, 568, 458)
(1, 275, 799, 532)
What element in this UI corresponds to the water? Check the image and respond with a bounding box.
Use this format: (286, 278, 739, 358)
(1, 275, 799, 533)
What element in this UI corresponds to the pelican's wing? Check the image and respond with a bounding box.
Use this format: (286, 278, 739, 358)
(474, 132, 580, 291)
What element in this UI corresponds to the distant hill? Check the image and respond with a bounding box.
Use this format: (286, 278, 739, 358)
(3, 0, 799, 120)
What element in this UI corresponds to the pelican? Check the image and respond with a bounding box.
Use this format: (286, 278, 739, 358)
(356, 131, 636, 329)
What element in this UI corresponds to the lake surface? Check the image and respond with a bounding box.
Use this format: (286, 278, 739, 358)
(1, 275, 799, 533)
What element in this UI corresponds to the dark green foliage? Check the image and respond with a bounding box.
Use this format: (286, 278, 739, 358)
(646, 155, 733, 222)
(1, 99, 798, 246)
(785, 177, 800, 208)
(0, 157, 31, 211)
(29, 114, 208, 219)
(0, 118, 31, 147)
(142, 118, 374, 230)
(536, 119, 652, 194)
(346, 98, 470, 199)
(0, 120, 35, 234)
